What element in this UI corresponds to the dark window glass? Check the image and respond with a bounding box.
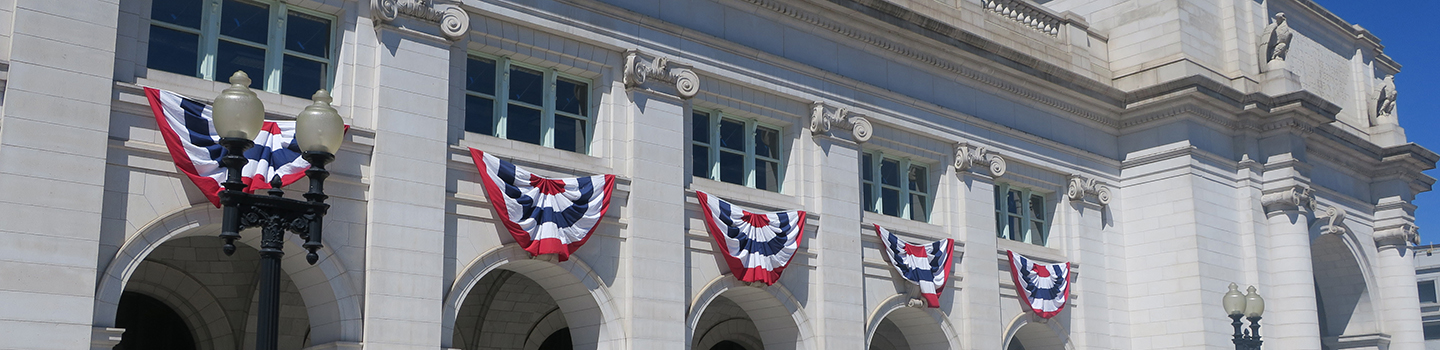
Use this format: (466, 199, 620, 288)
(910, 193, 928, 222)
(719, 151, 744, 185)
(220, 0, 270, 44)
(1032, 220, 1046, 245)
(280, 55, 324, 98)
(754, 126, 778, 159)
(508, 66, 544, 106)
(151, 0, 203, 29)
(285, 11, 331, 58)
(1425, 323, 1440, 340)
(555, 78, 587, 115)
(216, 41, 265, 89)
(554, 115, 586, 152)
(862, 153, 873, 181)
(880, 159, 899, 186)
(756, 159, 778, 191)
(693, 145, 710, 178)
(1008, 216, 1023, 240)
(692, 112, 710, 143)
(1030, 195, 1046, 220)
(506, 105, 542, 145)
(882, 188, 900, 216)
(863, 185, 875, 212)
(718, 119, 745, 151)
(908, 166, 926, 192)
(1421, 281, 1437, 304)
(466, 58, 497, 95)
(1007, 190, 1022, 214)
(465, 95, 495, 136)
(147, 26, 200, 76)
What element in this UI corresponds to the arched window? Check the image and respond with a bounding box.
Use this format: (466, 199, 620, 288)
(114, 291, 196, 350)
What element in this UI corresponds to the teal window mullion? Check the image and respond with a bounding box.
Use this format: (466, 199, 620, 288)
(495, 58, 510, 139)
(199, 0, 222, 80)
(899, 158, 912, 220)
(744, 119, 756, 188)
(710, 112, 721, 180)
(262, 2, 285, 93)
(541, 69, 557, 148)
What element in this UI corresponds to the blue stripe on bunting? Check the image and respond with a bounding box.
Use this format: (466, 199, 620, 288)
(179, 97, 224, 160)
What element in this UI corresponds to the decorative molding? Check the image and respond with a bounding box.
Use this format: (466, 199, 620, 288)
(623, 50, 700, 99)
(981, 0, 1061, 36)
(809, 101, 873, 142)
(371, 0, 470, 41)
(1310, 200, 1347, 235)
(1374, 223, 1419, 248)
(1065, 175, 1111, 206)
(953, 142, 1006, 177)
(1261, 185, 1311, 215)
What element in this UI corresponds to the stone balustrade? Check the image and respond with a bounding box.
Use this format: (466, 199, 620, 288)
(982, 0, 1062, 36)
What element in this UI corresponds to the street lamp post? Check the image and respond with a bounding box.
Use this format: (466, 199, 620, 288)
(211, 71, 345, 350)
(1223, 283, 1266, 350)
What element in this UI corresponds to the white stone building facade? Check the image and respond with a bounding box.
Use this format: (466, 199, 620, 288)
(0, 0, 1433, 349)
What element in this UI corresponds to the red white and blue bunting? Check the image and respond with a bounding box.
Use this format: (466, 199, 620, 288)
(696, 191, 807, 286)
(873, 225, 954, 308)
(146, 87, 325, 207)
(470, 148, 616, 262)
(1006, 250, 1072, 319)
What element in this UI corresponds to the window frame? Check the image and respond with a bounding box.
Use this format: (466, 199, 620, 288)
(995, 183, 1051, 246)
(861, 150, 931, 222)
(463, 53, 595, 154)
(1421, 280, 1438, 304)
(690, 109, 785, 192)
(146, 0, 339, 97)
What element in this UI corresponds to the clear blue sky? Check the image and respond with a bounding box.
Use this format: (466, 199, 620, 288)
(1309, 0, 1440, 243)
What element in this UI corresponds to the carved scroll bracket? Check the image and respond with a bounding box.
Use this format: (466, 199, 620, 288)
(1374, 223, 1419, 249)
(1261, 185, 1311, 216)
(1310, 199, 1347, 236)
(1066, 175, 1111, 206)
(372, 0, 470, 41)
(623, 50, 700, 99)
(809, 101, 872, 143)
(953, 142, 1006, 177)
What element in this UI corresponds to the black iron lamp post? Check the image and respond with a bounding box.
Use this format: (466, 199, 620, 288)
(1222, 283, 1266, 350)
(211, 71, 345, 350)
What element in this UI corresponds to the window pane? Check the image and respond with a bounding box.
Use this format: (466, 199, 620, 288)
(693, 145, 710, 178)
(466, 58, 496, 95)
(151, 0, 203, 29)
(1426, 323, 1440, 340)
(555, 78, 587, 115)
(1031, 220, 1046, 245)
(554, 115, 586, 153)
(216, 41, 265, 89)
(508, 66, 544, 106)
(1008, 216, 1023, 240)
(692, 112, 710, 144)
(718, 119, 745, 151)
(719, 151, 744, 186)
(285, 11, 331, 58)
(506, 104, 542, 146)
(754, 126, 779, 159)
(863, 184, 875, 212)
(996, 214, 1006, 238)
(1007, 190, 1022, 214)
(881, 188, 900, 216)
(465, 95, 495, 136)
(862, 153, 873, 181)
(910, 194, 927, 222)
(1421, 281, 1437, 304)
(908, 166, 927, 192)
(280, 55, 324, 98)
(147, 26, 200, 76)
(220, 0, 270, 44)
(756, 159, 778, 192)
(1030, 194, 1046, 220)
(880, 159, 899, 186)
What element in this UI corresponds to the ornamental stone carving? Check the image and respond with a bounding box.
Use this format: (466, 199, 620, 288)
(809, 101, 872, 143)
(371, 0, 470, 41)
(623, 50, 700, 99)
(953, 142, 1006, 177)
(1066, 175, 1111, 206)
(1310, 200, 1347, 236)
(1374, 223, 1419, 248)
(1261, 185, 1311, 215)
(1260, 12, 1293, 63)
(1369, 75, 1398, 125)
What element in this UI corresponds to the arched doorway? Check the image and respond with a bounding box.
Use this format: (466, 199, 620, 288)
(711, 340, 751, 350)
(1311, 233, 1378, 346)
(114, 291, 197, 350)
(865, 305, 950, 350)
(687, 277, 815, 350)
(452, 270, 571, 350)
(443, 245, 622, 350)
(869, 318, 909, 350)
(1002, 316, 1070, 350)
(691, 295, 765, 350)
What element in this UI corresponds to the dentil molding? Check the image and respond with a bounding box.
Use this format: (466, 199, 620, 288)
(623, 50, 700, 99)
(372, 0, 470, 41)
(953, 142, 1006, 177)
(809, 101, 873, 143)
(1065, 174, 1111, 206)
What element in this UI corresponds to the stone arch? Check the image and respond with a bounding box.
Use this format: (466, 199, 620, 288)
(93, 204, 363, 344)
(122, 262, 234, 350)
(1000, 313, 1075, 350)
(441, 244, 624, 350)
(523, 308, 570, 350)
(864, 294, 958, 350)
(1309, 220, 1381, 341)
(687, 275, 817, 350)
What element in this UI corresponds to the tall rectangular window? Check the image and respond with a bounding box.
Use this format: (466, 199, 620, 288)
(1420, 280, 1437, 304)
(691, 110, 783, 192)
(996, 184, 1049, 246)
(464, 55, 591, 153)
(147, 0, 334, 98)
(861, 151, 929, 222)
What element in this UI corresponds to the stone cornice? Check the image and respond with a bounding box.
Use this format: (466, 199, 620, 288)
(1065, 174, 1111, 207)
(623, 50, 700, 99)
(372, 0, 469, 41)
(953, 142, 1006, 177)
(809, 101, 873, 143)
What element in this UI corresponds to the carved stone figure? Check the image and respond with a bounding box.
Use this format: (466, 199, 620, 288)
(1260, 12, 1293, 64)
(1369, 75, 1398, 125)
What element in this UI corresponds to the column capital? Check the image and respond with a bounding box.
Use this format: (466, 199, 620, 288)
(1261, 185, 1311, 216)
(1374, 223, 1419, 249)
(954, 141, 1006, 177)
(1065, 174, 1111, 207)
(809, 101, 872, 143)
(371, 0, 470, 41)
(623, 50, 700, 99)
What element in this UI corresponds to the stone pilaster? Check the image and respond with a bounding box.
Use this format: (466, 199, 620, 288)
(1374, 223, 1423, 348)
(809, 124, 865, 349)
(1259, 185, 1322, 350)
(1064, 174, 1113, 349)
(952, 143, 1004, 349)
